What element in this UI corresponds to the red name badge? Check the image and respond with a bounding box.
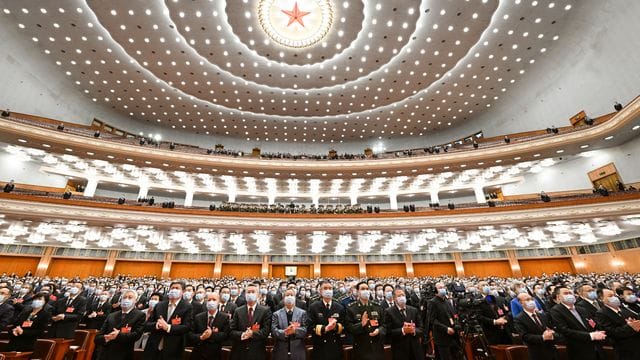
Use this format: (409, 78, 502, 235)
(120, 326, 131, 334)
(212, 327, 219, 333)
(588, 319, 596, 329)
(97, 311, 104, 316)
(250, 323, 261, 331)
(171, 317, 182, 325)
(22, 320, 33, 328)
(66, 307, 75, 313)
(497, 309, 504, 316)
(369, 319, 379, 327)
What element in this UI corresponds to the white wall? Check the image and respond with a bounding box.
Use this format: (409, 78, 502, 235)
(0, 151, 68, 188)
(502, 135, 640, 195)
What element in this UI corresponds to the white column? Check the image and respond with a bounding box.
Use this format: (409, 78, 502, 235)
(184, 190, 194, 207)
(429, 190, 440, 205)
(228, 191, 237, 203)
(389, 192, 398, 210)
(137, 185, 149, 200)
(350, 194, 358, 205)
(311, 196, 320, 207)
(474, 184, 486, 203)
(267, 194, 276, 205)
(83, 178, 98, 197)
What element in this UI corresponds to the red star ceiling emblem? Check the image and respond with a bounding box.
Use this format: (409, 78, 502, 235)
(281, 2, 311, 27)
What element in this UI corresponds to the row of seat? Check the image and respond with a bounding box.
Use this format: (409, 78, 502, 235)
(0, 329, 96, 360)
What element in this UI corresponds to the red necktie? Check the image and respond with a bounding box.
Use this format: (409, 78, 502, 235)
(248, 307, 254, 325)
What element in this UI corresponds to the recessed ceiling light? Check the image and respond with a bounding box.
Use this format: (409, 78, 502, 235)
(604, 136, 614, 140)
(42, 144, 51, 148)
(580, 144, 590, 149)
(18, 139, 27, 143)
(65, 148, 73, 152)
(633, 125, 640, 131)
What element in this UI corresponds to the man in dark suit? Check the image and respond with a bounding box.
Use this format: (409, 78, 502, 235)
(219, 286, 237, 319)
(380, 284, 395, 310)
(143, 281, 193, 360)
(85, 290, 112, 329)
(513, 293, 563, 360)
(0, 286, 15, 331)
(428, 282, 464, 360)
(345, 281, 386, 360)
(307, 280, 345, 360)
(619, 287, 640, 315)
(576, 283, 602, 319)
(229, 284, 246, 307)
(595, 289, 640, 360)
(189, 292, 229, 360)
(476, 287, 512, 345)
(229, 282, 272, 360)
(549, 286, 607, 360)
(95, 289, 146, 360)
(385, 287, 423, 360)
(50, 281, 87, 339)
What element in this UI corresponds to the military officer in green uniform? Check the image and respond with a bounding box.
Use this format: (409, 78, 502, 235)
(346, 281, 386, 360)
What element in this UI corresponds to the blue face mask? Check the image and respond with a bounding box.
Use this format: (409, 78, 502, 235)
(586, 291, 598, 300)
(221, 293, 230, 302)
(562, 294, 576, 305)
(121, 298, 134, 310)
(31, 299, 45, 309)
(322, 290, 333, 299)
(625, 295, 637, 303)
(385, 291, 393, 300)
(482, 286, 491, 295)
(608, 296, 621, 308)
(438, 288, 447, 297)
(245, 293, 257, 303)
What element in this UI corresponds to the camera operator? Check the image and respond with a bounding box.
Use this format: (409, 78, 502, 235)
(476, 281, 513, 345)
(428, 282, 464, 359)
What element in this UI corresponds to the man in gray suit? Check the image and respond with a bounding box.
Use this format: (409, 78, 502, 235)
(271, 289, 308, 360)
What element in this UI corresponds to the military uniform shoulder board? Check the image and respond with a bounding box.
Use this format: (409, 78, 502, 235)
(370, 300, 380, 306)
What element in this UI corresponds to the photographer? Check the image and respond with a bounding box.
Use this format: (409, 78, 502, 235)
(428, 282, 464, 360)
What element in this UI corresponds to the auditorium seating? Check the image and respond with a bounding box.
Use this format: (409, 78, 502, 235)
(31, 339, 56, 360)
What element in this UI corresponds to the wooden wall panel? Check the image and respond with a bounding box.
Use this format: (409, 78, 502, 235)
(463, 260, 512, 278)
(221, 264, 262, 278)
(47, 258, 106, 278)
(320, 264, 359, 279)
(366, 263, 407, 277)
(413, 262, 457, 277)
(519, 258, 574, 276)
(572, 248, 640, 274)
(113, 261, 163, 277)
(170, 262, 215, 279)
(271, 265, 312, 278)
(0, 256, 40, 276)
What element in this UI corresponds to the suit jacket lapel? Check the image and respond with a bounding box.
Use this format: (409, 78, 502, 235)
(561, 305, 587, 329)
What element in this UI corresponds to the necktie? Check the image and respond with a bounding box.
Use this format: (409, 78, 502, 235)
(287, 310, 293, 324)
(569, 307, 586, 328)
(532, 313, 543, 328)
(401, 308, 407, 320)
(168, 303, 176, 320)
(325, 302, 330, 310)
(208, 315, 215, 328)
(67, 298, 72, 306)
(248, 307, 254, 325)
(592, 301, 600, 310)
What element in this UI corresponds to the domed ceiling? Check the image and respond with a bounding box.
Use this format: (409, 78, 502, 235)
(1, 0, 577, 143)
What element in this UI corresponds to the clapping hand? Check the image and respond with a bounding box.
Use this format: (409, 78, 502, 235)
(104, 328, 120, 342)
(325, 317, 337, 332)
(542, 329, 554, 341)
(361, 311, 369, 327)
(156, 316, 169, 331)
(200, 327, 213, 340)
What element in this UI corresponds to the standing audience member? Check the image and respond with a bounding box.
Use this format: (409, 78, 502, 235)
(95, 289, 145, 360)
(271, 288, 308, 360)
(50, 281, 87, 339)
(307, 280, 345, 360)
(7, 292, 50, 351)
(595, 289, 640, 360)
(229, 283, 272, 360)
(514, 292, 563, 360)
(189, 292, 229, 360)
(385, 287, 423, 360)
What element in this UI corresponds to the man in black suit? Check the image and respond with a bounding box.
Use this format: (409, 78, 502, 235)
(380, 284, 395, 310)
(183, 284, 204, 319)
(619, 287, 640, 315)
(229, 282, 272, 360)
(85, 290, 112, 329)
(307, 280, 345, 360)
(95, 289, 145, 360)
(189, 292, 229, 360)
(50, 281, 87, 339)
(595, 289, 640, 360)
(576, 283, 602, 319)
(0, 286, 15, 331)
(428, 282, 464, 360)
(476, 286, 512, 345)
(143, 281, 193, 360)
(229, 284, 246, 307)
(513, 293, 563, 360)
(549, 286, 607, 360)
(385, 287, 423, 360)
(218, 286, 237, 319)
